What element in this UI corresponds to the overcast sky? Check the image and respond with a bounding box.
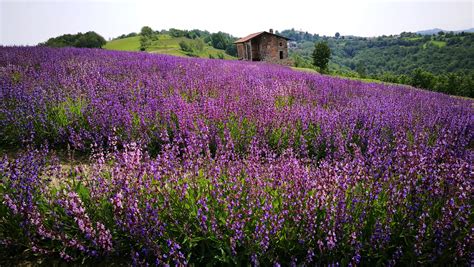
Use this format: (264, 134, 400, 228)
(1, 0, 473, 45)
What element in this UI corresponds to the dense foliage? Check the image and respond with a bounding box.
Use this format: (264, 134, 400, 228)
(41, 31, 106, 49)
(115, 32, 138, 40)
(283, 29, 474, 75)
(0, 47, 473, 265)
(139, 26, 154, 51)
(312, 42, 331, 72)
(124, 27, 238, 57)
(375, 69, 474, 98)
(283, 29, 474, 97)
(208, 32, 237, 56)
(178, 39, 205, 57)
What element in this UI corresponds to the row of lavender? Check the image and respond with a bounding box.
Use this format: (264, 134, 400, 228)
(1, 47, 473, 265)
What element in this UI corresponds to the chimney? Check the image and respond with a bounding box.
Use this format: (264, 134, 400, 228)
(269, 29, 273, 34)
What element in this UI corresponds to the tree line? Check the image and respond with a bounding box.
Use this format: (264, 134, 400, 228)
(372, 70, 474, 98)
(135, 26, 237, 56)
(285, 29, 474, 75)
(41, 27, 238, 57)
(292, 29, 474, 98)
(40, 31, 106, 48)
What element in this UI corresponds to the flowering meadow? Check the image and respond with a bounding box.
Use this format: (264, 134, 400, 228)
(0, 47, 473, 265)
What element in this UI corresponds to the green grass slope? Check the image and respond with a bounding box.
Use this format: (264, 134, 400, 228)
(103, 36, 141, 51)
(104, 34, 235, 59)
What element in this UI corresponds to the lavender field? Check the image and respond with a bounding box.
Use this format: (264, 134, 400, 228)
(0, 47, 473, 265)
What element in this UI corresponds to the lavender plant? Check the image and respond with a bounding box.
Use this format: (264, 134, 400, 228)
(0, 47, 473, 265)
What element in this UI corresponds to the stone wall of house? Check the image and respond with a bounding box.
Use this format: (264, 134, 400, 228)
(259, 33, 288, 62)
(236, 43, 245, 60)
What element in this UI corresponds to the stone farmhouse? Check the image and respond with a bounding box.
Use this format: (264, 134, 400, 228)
(234, 29, 291, 64)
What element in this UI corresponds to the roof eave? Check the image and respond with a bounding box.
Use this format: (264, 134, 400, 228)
(233, 31, 291, 43)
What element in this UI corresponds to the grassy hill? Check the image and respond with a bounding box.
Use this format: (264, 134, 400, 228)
(103, 36, 141, 51)
(103, 34, 235, 59)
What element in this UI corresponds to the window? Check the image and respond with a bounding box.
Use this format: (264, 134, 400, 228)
(279, 51, 283, 59)
(279, 42, 282, 46)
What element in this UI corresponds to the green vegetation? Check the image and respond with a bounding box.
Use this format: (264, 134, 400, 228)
(282, 29, 474, 75)
(48, 27, 472, 97)
(209, 31, 237, 56)
(281, 29, 474, 97)
(41, 31, 106, 48)
(115, 32, 138, 40)
(376, 69, 474, 97)
(429, 40, 447, 48)
(312, 42, 331, 73)
(102, 36, 141, 51)
(139, 26, 154, 51)
(104, 28, 237, 59)
(178, 39, 205, 56)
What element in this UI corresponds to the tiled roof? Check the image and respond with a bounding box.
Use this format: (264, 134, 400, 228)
(234, 31, 290, 43)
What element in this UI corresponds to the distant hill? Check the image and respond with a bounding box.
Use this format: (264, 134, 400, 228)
(104, 30, 236, 60)
(416, 28, 445, 35)
(281, 29, 474, 76)
(417, 28, 474, 35)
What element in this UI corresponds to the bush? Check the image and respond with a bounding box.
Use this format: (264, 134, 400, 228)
(411, 68, 435, 89)
(179, 39, 205, 56)
(42, 31, 106, 48)
(179, 40, 193, 53)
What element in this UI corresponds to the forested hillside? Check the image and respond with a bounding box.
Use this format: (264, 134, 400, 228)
(281, 29, 474, 97)
(281, 29, 474, 75)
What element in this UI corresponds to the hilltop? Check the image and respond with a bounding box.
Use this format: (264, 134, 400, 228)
(416, 28, 474, 35)
(103, 28, 237, 60)
(104, 34, 235, 59)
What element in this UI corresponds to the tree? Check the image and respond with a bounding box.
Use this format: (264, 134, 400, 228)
(169, 28, 187, 37)
(355, 61, 367, 78)
(140, 26, 154, 37)
(140, 26, 154, 51)
(312, 42, 331, 72)
(225, 44, 237, 57)
(335, 32, 340, 38)
(140, 36, 151, 51)
(74, 32, 106, 48)
(42, 31, 106, 48)
(210, 32, 228, 50)
(410, 68, 434, 89)
(209, 32, 237, 56)
(179, 40, 193, 53)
